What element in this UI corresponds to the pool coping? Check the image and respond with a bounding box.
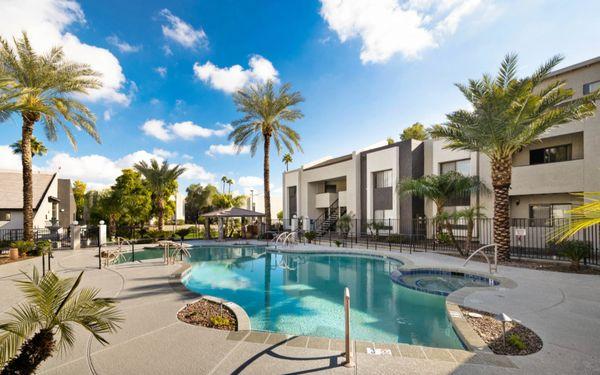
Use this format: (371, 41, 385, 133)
(167, 245, 517, 367)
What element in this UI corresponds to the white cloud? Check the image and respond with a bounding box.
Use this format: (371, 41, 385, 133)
(103, 110, 111, 121)
(0, 145, 21, 171)
(182, 154, 194, 160)
(193, 55, 279, 93)
(0, 0, 129, 104)
(150, 98, 161, 105)
(160, 9, 207, 49)
(319, 0, 483, 63)
(152, 148, 177, 159)
(238, 176, 263, 188)
(106, 35, 141, 53)
(141, 119, 174, 141)
(180, 163, 215, 182)
(162, 45, 173, 56)
(141, 119, 232, 141)
(155, 66, 167, 77)
(205, 143, 250, 157)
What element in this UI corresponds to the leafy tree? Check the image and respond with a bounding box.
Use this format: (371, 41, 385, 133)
(229, 81, 304, 230)
(212, 193, 246, 210)
(72, 180, 86, 221)
(111, 169, 152, 229)
(92, 190, 121, 235)
(386, 137, 394, 145)
(400, 122, 429, 141)
(10, 136, 47, 157)
(430, 54, 600, 260)
(0, 268, 121, 374)
(0, 33, 101, 241)
(282, 153, 293, 171)
(276, 210, 284, 220)
(134, 160, 185, 231)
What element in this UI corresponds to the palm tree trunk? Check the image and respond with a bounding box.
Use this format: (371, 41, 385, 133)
(157, 199, 164, 232)
(263, 135, 271, 231)
(492, 158, 512, 261)
(1, 328, 55, 375)
(21, 113, 36, 242)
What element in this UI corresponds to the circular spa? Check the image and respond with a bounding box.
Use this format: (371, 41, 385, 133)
(390, 269, 499, 296)
(175, 244, 496, 349)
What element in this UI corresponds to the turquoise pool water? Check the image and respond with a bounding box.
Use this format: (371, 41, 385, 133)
(180, 245, 465, 349)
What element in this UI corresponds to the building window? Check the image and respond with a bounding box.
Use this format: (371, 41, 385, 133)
(0, 211, 11, 221)
(324, 183, 337, 193)
(583, 80, 600, 95)
(373, 170, 392, 188)
(529, 203, 571, 226)
(529, 144, 572, 165)
(373, 209, 394, 226)
(440, 159, 470, 175)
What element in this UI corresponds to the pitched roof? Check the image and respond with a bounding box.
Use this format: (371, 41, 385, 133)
(0, 171, 56, 210)
(202, 207, 265, 217)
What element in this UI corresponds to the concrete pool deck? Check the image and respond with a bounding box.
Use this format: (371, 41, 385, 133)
(0, 242, 599, 374)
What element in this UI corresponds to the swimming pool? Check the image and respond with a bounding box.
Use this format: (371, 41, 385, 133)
(180, 245, 466, 349)
(391, 269, 499, 296)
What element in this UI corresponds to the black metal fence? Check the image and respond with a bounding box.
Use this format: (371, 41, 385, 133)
(271, 217, 600, 266)
(0, 227, 71, 248)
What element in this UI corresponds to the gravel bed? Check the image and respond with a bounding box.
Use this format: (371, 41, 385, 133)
(177, 299, 237, 331)
(460, 306, 543, 355)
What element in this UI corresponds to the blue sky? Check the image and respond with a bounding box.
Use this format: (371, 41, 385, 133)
(1, 0, 600, 200)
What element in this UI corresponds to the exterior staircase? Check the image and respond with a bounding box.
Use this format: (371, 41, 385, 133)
(314, 200, 345, 235)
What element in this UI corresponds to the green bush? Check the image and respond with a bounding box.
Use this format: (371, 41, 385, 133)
(175, 228, 192, 240)
(388, 234, 411, 244)
(304, 231, 317, 243)
(35, 240, 52, 256)
(507, 334, 526, 350)
(210, 315, 231, 327)
(334, 240, 342, 248)
(10, 240, 35, 256)
(147, 230, 168, 241)
(436, 232, 452, 244)
(555, 240, 590, 270)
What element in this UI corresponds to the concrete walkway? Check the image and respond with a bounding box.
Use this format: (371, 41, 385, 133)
(0, 244, 598, 374)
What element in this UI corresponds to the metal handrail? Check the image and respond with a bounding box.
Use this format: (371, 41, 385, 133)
(273, 232, 289, 245)
(464, 243, 498, 274)
(282, 231, 298, 246)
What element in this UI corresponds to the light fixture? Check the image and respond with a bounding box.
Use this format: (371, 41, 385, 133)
(496, 313, 512, 347)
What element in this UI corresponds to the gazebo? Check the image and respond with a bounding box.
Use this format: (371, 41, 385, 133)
(202, 207, 265, 240)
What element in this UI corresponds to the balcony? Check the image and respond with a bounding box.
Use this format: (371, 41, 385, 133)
(338, 191, 347, 207)
(315, 192, 337, 208)
(511, 159, 584, 195)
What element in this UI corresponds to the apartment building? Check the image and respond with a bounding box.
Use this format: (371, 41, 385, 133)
(283, 56, 600, 233)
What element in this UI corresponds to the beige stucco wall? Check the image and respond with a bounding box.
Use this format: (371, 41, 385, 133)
(365, 147, 398, 222)
(512, 132, 584, 166)
(510, 193, 583, 218)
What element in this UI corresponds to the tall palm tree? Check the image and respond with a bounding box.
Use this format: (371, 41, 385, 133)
(227, 178, 234, 194)
(220, 176, 228, 193)
(10, 136, 47, 157)
(229, 81, 304, 229)
(0, 268, 121, 374)
(282, 153, 293, 171)
(134, 159, 186, 231)
(0, 33, 102, 241)
(430, 54, 600, 260)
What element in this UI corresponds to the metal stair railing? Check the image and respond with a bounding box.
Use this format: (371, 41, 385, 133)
(463, 243, 498, 274)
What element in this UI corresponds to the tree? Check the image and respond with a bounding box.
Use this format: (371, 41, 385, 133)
(220, 176, 228, 193)
(430, 54, 600, 260)
(227, 178, 234, 194)
(229, 81, 304, 230)
(134, 160, 185, 231)
(553, 192, 600, 242)
(185, 184, 218, 223)
(386, 137, 394, 145)
(282, 153, 293, 171)
(0, 33, 101, 241)
(111, 169, 152, 229)
(400, 122, 429, 141)
(0, 268, 121, 374)
(10, 136, 47, 157)
(72, 180, 86, 221)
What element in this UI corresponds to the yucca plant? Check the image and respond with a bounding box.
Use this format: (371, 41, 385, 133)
(431, 54, 600, 260)
(0, 268, 122, 374)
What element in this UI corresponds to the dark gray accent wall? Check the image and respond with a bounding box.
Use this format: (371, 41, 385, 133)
(288, 186, 297, 217)
(397, 141, 425, 233)
(373, 187, 393, 210)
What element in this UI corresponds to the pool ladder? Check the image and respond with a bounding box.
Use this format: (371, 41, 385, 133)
(463, 244, 498, 274)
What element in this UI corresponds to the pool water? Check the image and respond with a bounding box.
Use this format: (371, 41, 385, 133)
(391, 270, 498, 296)
(181, 245, 465, 349)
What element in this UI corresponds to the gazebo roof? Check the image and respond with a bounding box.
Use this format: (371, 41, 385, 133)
(202, 207, 265, 218)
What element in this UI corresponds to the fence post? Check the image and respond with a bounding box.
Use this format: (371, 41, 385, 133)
(132, 241, 135, 262)
(98, 226, 102, 270)
(343, 287, 354, 368)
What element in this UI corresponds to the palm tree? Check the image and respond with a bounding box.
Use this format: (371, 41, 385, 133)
(134, 159, 186, 231)
(0, 268, 121, 374)
(10, 136, 47, 157)
(0, 33, 102, 241)
(398, 171, 487, 217)
(227, 178, 234, 194)
(553, 192, 600, 242)
(282, 153, 293, 171)
(220, 176, 228, 193)
(229, 81, 304, 230)
(430, 54, 600, 260)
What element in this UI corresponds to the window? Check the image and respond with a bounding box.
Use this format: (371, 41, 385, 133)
(583, 80, 600, 95)
(440, 159, 470, 175)
(0, 211, 11, 221)
(324, 184, 337, 193)
(529, 144, 572, 165)
(529, 203, 571, 226)
(373, 170, 393, 188)
(373, 209, 393, 223)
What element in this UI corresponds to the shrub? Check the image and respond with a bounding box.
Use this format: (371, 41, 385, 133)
(555, 240, 590, 270)
(10, 240, 35, 256)
(436, 232, 452, 244)
(147, 230, 168, 241)
(334, 240, 342, 248)
(210, 315, 231, 327)
(507, 334, 527, 350)
(175, 228, 192, 241)
(35, 240, 52, 256)
(388, 234, 411, 244)
(304, 231, 316, 243)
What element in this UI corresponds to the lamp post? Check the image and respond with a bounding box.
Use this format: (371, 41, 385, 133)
(496, 313, 512, 347)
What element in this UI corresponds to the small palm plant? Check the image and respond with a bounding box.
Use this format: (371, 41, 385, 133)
(0, 269, 122, 374)
(553, 193, 600, 242)
(337, 212, 354, 238)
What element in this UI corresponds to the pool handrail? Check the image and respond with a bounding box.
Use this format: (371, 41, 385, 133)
(463, 243, 498, 274)
(282, 231, 298, 246)
(272, 232, 289, 246)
